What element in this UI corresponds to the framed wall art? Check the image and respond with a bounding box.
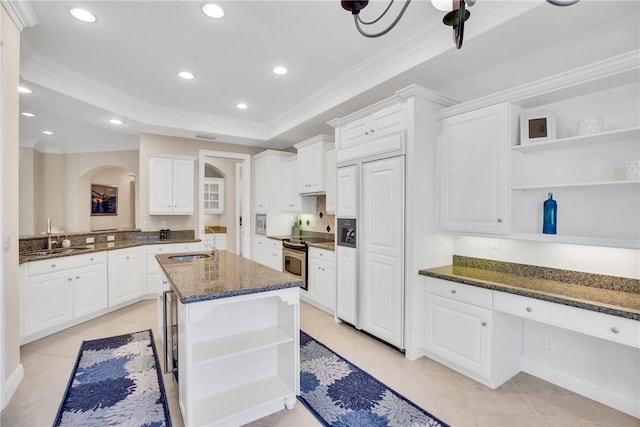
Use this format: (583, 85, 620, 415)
(91, 184, 118, 216)
(520, 110, 556, 144)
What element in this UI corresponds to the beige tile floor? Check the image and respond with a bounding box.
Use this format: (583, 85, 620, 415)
(2, 299, 639, 427)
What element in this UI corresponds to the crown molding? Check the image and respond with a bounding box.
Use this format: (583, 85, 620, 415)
(395, 84, 458, 107)
(270, 0, 540, 138)
(437, 49, 640, 119)
(1, 0, 39, 31)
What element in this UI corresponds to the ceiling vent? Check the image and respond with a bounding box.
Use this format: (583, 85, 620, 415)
(195, 133, 217, 141)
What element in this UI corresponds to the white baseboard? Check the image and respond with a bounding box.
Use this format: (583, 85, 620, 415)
(2, 363, 24, 409)
(522, 358, 640, 419)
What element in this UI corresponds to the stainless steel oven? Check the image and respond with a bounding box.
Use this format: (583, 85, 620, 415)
(282, 241, 307, 290)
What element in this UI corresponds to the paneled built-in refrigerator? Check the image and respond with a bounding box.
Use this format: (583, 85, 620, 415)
(335, 155, 405, 349)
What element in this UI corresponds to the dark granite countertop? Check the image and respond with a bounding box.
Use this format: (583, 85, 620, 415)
(19, 237, 200, 264)
(156, 250, 303, 304)
(267, 233, 335, 251)
(419, 258, 640, 321)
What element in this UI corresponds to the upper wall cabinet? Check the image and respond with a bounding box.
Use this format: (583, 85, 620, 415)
(294, 135, 335, 195)
(149, 156, 194, 215)
(325, 149, 337, 214)
(437, 52, 639, 248)
(439, 103, 513, 234)
(254, 150, 294, 214)
(335, 103, 406, 163)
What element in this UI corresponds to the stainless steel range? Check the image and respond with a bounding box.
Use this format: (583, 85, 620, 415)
(282, 236, 334, 291)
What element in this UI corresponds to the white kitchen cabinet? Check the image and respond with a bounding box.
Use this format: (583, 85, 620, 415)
(108, 246, 145, 307)
(149, 156, 194, 215)
(177, 287, 299, 426)
(338, 103, 406, 161)
(424, 277, 522, 389)
(335, 246, 357, 325)
(22, 251, 108, 342)
(282, 157, 303, 212)
(438, 102, 512, 234)
(24, 270, 73, 338)
(73, 264, 109, 318)
(304, 247, 336, 314)
(146, 244, 175, 296)
(253, 235, 282, 271)
(294, 135, 334, 195)
(336, 165, 357, 218)
(254, 151, 293, 214)
(204, 177, 224, 214)
(325, 149, 337, 214)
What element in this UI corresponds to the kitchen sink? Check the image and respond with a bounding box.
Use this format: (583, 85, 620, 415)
(168, 254, 210, 261)
(21, 246, 93, 257)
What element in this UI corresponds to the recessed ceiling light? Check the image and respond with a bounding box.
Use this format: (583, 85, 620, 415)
(108, 118, 123, 125)
(236, 103, 248, 110)
(178, 71, 195, 80)
(42, 130, 53, 135)
(272, 66, 288, 75)
(21, 112, 35, 117)
(18, 86, 32, 94)
(70, 8, 96, 23)
(202, 3, 224, 19)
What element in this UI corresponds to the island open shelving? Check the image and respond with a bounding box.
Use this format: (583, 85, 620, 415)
(156, 250, 301, 427)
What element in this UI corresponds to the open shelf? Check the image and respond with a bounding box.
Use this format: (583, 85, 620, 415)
(192, 376, 293, 426)
(512, 180, 639, 191)
(512, 127, 640, 153)
(192, 326, 293, 364)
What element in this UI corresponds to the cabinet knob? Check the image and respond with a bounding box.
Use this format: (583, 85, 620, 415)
(370, 129, 375, 133)
(322, 267, 325, 271)
(90, 257, 94, 261)
(481, 322, 487, 327)
(497, 218, 503, 223)
(67, 277, 72, 281)
(451, 289, 457, 294)
(526, 306, 533, 312)
(51, 264, 57, 268)
(168, 205, 171, 207)
(364, 131, 369, 135)
(126, 256, 130, 260)
(611, 327, 620, 334)
(76, 276, 80, 280)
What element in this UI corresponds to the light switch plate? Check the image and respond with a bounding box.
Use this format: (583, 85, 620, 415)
(107, 235, 115, 241)
(3, 234, 10, 251)
(86, 237, 95, 244)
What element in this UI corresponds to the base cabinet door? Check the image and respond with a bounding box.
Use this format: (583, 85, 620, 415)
(73, 263, 108, 318)
(425, 293, 492, 378)
(336, 246, 357, 324)
(108, 247, 145, 307)
(24, 271, 73, 337)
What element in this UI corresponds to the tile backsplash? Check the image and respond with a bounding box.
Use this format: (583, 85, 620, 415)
(294, 195, 335, 234)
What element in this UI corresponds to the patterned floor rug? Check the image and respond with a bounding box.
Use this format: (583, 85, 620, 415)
(53, 329, 171, 427)
(299, 331, 449, 427)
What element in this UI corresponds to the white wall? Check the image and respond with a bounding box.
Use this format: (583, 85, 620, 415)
(453, 236, 640, 279)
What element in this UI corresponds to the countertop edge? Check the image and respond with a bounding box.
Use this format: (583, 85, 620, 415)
(419, 268, 640, 321)
(179, 281, 303, 304)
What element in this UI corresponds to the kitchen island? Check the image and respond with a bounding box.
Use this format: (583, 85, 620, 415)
(156, 250, 302, 427)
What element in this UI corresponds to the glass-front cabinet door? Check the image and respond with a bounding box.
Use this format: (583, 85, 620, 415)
(204, 177, 224, 214)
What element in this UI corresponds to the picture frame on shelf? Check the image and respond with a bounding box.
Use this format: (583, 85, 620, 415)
(520, 110, 556, 144)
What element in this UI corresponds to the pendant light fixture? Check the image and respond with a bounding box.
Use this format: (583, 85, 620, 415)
(342, 0, 579, 49)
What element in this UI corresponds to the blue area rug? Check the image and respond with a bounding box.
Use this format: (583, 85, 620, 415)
(53, 329, 171, 427)
(299, 331, 449, 427)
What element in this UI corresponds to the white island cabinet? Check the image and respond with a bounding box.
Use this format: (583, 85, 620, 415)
(156, 250, 300, 427)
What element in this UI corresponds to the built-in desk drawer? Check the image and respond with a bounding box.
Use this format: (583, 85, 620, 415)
(424, 277, 493, 309)
(493, 291, 639, 349)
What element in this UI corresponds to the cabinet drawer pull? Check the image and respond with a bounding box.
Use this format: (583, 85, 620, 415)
(611, 327, 620, 334)
(451, 289, 457, 294)
(526, 306, 533, 312)
(481, 322, 487, 327)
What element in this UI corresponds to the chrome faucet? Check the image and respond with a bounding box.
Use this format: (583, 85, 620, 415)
(46, 218, 57, 250)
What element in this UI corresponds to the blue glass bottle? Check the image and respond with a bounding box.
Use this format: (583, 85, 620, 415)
(543, 192, 557, 234)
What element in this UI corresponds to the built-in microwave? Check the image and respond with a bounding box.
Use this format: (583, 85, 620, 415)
(255, 214, 267, 235)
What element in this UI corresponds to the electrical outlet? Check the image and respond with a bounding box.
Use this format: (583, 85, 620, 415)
(86, 237, 95, 244)
(143, 221, 149, 229)
(107, 235, 115, 242)
(544, 338, 555, 354)
(490, 239, 501, 251)
(160, 221, 166, 229)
